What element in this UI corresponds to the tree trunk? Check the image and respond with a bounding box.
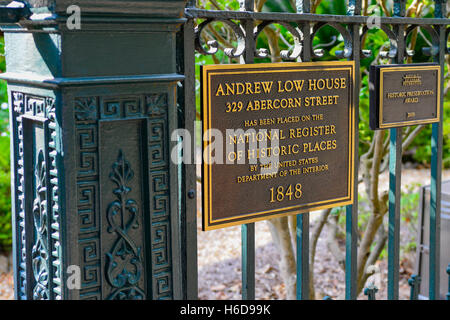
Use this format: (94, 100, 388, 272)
(266, 217, 297, 299)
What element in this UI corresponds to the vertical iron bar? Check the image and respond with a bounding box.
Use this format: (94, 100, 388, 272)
(296, 214, 309, 299)
(181, 13, 199, 299)
(364, 285, 378, 300)
(429, 0, 446, 300)
(241, 223, 255, 300)
(9, 91, 20, 299)
(408, 274, 420, 300)
(345, 0, 361, 300)
(446, 264, 450, 300)
(388, 127, 402, 300)
(389, 0, 406, 300)
(296, 0, 310, 301)
(240, 0, 256, 300)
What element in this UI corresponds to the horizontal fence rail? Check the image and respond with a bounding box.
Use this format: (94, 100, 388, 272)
(185, 8, 450, 26)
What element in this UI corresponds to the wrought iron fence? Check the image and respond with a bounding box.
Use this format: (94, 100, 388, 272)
(178, 0, 450, 300)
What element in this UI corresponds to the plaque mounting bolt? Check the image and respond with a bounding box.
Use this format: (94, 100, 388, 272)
(188, 189, 195, 199)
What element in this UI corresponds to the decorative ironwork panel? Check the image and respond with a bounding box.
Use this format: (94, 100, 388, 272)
(10, 92, 62, 300)
(74, 92, 173, 300)
(104, 150, 145, 300)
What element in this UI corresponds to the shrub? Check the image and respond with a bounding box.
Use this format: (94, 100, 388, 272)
(0, 34, 11, 253)
(0, 134, 11, 253)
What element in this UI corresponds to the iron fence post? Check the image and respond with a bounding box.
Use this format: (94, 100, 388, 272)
(1, 0, 186, 300)
(345, 0, 361, 301)
(240, 0, 256, 301)
(408, 274, 421, 300)
(446, 264, 450, 300)
(429, 0, 447, 300)
(364, 284, 378, 300)
(178, 0, 198, 300)
(296, 0, 311, 302)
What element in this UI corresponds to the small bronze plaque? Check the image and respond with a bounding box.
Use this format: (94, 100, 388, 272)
(201, 61, 355, 230)
(370, 63, 441, 130)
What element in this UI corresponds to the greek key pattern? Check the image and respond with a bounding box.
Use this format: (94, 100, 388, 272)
(11, 92, 61, 300)
(74, 92, 172, 300)
(75, 96, 101, 300)
(146, 93, 173, 299)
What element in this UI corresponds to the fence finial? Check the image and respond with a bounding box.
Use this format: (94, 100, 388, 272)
(446, 264, 450, 300)
(408, 274, 421, 300)
(364, 284, 378, 300)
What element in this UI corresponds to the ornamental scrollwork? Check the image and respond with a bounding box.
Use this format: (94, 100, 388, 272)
(254, 21, 303, 61)
(32, 150, 50, 300)
(195, 18, 246, 58)
(105, 150, 145, 300)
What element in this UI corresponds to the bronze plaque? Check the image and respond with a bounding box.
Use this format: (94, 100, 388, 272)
(201, 61, 355, 230)
(370, 63, 441, 130)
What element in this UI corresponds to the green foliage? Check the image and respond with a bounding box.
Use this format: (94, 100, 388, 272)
(0, 135, 11, 253)
(356, 0, 450, 165)
(399, 184, 421, 253)
(0, 35, 11, 253)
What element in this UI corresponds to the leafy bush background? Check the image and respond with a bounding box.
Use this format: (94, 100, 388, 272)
(0, 35, 10, 254)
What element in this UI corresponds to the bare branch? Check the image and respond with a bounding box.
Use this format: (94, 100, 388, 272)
(377, 0, 391, 17)
(406, 0, 420, 17)
(263, 26, 283, 62)
(326, 212, 346, 271)
(311, 0, 323, 14)
(362, 0, 369, 16)
(267, 218, 297, 300)
(402, 125, 426, 151)
(358, 225, 387, 293)
(255, 0, 268, 12)
(209, 0, 224, 10)
(369, 130, 385, 212)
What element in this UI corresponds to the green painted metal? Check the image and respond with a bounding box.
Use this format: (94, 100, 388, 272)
(447, 265, 450, 300)
(388, 128, 402, 300)
(364, 284, 378, 300)
(240, 0, 256, 301)
(178, 12, 198, 300)
(387, 1, 406, 301)
(429, 0, 447, 300)
(344, 0, 361, 301)
(296, 213, 309, 300)
(295, 0, 311, 302)
(186, 0, 447, 301)
(2, 0, 186, 300)
(0, 1, 31, 24)
(408, 274, 421, 300)
(241, 223, 255, 300)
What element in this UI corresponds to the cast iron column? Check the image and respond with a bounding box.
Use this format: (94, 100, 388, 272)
(1, 0, 185, 300)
